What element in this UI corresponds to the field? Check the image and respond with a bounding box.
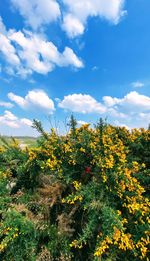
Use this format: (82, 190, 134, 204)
(0, 118, 149, 261)
(0, 136, 37, 148)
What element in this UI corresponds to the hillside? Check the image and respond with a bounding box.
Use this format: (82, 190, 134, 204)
(0, 136, 37, 148)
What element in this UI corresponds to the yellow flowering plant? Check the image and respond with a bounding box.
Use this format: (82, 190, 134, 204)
(0, 117, 149, 260)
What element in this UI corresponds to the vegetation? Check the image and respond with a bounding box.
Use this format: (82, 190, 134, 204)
(0, 136, 37, 148)
(0, 118, 149, 260)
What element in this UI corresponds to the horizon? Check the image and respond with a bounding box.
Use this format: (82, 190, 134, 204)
(1, 117, 149, 139)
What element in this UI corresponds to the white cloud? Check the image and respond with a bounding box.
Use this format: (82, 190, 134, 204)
(139, 112, 150, 122)
(8, 92, 26, 107)
(0, 16, 7, 34)
(131, 81, 144, 88)
(122, 92, 150, 110)
(107, 108, 127, 119)
(10, 0, 126, 38)
(0, 101, 14, 108)
(0, 33, 20, 66)
(10, 0, 126, 39)
(2, 110, 18, 121)
(58, 93, 127, 118)
(103, 96, 120, 107)
(102, 91, 150, 128)
(11, 0, 61, 30)
(20, 118, 32, 126)
(59, 91, 150, 116)
(60, 47, 84, 68)
(0, 17, 83, 77)
(113, 120, 130, 130)
(9, 30, 83, 73)
(58, 91, 150, 129)
(77, 120, 88, 125)
(113, 112, 150, 129)
(103, 91, 150, 112)
(62, 0, 126, 37)
(4, 120, 20, 128)
(62, 14, 84, 38)
(58, 94, 106, 114)
(8, 89, 55, 113)
(0, 110, 33, 129)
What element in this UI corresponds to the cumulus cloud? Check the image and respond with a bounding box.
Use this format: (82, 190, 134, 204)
(0, 101, 14, 108)
(58, 94, 106, 114)
(122, 92, 150, 110)
(131, 81, 144, 88)
(8, 92, 26, 108)
(103, 96, 120, 107)
(62, 0, 126, 37)
(0, 110, 32, 128)
(62, 14, 85, 38)
(60, 47, 83, 68)
(10, 0, 126, 38)
(20, 118, 32, 126)
(0, 17, 83, 77)
(107, 108, 127, 119)
(9, 30, 83, 73)
(0, 33, 20, 66)
(2, 110, 18, 121)
(103, 91, 150, 112)
(8, 89, 55, 113)
(102, 91, 150, 128)
(11, 0, 61, 30)
(58, 91, 150, 128)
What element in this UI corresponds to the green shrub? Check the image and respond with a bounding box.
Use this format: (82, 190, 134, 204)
(0, 118, 149, 260)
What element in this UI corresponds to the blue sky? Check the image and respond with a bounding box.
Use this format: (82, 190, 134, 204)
(0, 0, 150, 136)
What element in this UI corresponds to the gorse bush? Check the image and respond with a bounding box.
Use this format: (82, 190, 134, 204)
(0, 117, 149, 260)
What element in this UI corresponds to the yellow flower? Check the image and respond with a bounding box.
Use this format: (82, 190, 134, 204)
(117, 210, 121, 216)
(94, 237, 112, 257)
(73, 181, 81, 190)
(61, 198, 66, 203)
(28, 150, 37, 160)
(113, 228, 121, 243)
(66, 195, 83, 205)
(13, 233, 19, 238)
(132, 161, 139, 172)
(70, 240, 83, 249)
(79, 147, 85, 153)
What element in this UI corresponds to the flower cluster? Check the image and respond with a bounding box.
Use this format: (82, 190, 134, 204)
(0, 118, 149, 260)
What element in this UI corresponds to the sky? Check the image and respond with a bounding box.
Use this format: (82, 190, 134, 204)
(0, 0, 150, 136)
